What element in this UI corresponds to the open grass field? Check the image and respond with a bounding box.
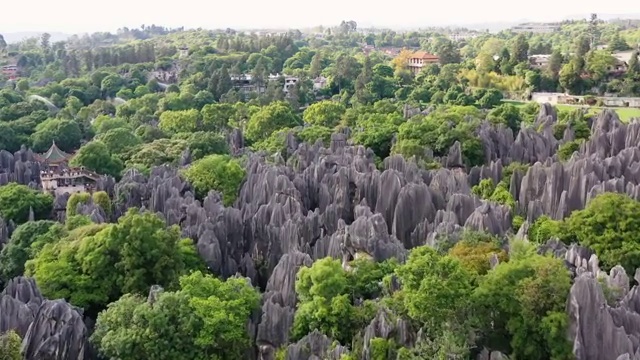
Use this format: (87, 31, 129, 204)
(503, 100, 640, 122)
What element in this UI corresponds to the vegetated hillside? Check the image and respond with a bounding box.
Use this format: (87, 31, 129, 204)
(0, 18, 640, 360)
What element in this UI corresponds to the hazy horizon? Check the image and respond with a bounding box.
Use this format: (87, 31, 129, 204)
(1, 0, 639, 35)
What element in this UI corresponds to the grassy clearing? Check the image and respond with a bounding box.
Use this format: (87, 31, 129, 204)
(503, 100, 640, 122)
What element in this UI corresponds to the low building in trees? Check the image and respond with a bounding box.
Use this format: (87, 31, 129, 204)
(1, 64, 19, 80)
(35, 142, 101, 195)
(407, 51, 440, 75)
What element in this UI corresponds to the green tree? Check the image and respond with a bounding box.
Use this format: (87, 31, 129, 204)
(159, 109, 200, 134)
(395, 246, 472, 335)
(608, 33, 630, 52)
(510, 34, 529, 64)
(297, 125, 333, 146)
(30, 118, 83, 152)
(292, 257, 359, 345)
(435, 38, 461, 65)
(70, 141, 123, 178)
(477, 89, 504, 109)
(27, 209, 202, 313)
(182, 155, 245, 205)
(92, 191, 112, 216)
(546, 50, 564, 79)
(559, 60, 584, 94)
(245, 101, 299, 143)
(125, 138, 188, 171)
(472, 252, 572, 360)
(564, 193, 640, 274)
(302, 100, 346, 128)
(585, 50, 617, 84)
(0, 220, 56, 282)
(487, 103, 522, 132)
(352, 112, 404, 160)
(92, 115, 129, 135)
(173, 131, 229, 160)
(0, 183, 53, 224)
(0, 330, 21, 360)
(97, 127, 141, 155)
(91, 271, 260, 360)
(200, 103, 236, 132)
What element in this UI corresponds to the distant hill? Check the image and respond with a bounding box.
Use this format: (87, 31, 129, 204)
(1, 32, 72, 44)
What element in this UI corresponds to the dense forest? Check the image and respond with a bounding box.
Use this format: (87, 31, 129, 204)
(0, 15, 640, 360)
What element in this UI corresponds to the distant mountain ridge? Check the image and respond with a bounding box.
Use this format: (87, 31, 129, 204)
(1, 32, 72, 44)
(2, 13, 640, 41)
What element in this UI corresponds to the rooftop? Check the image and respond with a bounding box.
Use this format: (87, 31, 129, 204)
(35, 141, 73, 164)
(411, 51, 439, 60)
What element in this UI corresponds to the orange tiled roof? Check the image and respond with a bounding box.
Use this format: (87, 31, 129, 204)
(411, 51, 439, 60)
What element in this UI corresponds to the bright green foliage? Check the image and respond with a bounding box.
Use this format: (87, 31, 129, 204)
(564, 193, 640, 274)
(557, 139, 583, 161)
(395, 246, 472, 335)
(245, 101, 299, 143)
(352, 113, 404, 159)
(182, 155, 245, 205)
(65, 215, 93, 230)
(173, 131, 229, 160)
(477, 89, 504, 109)
(394, 106, 484, 166)
(303, 100, 346, 128)
(0, 330, 21, 360)
(252, 128, 291, 156)
(487, 103, 522, 132)
(92, 191, 112, 216)
(0, 183, 53, 223)
(30, 118, 82, 152)
(297, 125, 333, 146)
(92, 271, 260, 360)
(66, 192, 91, 218)
(97, 127, 141, 155)
(347, 258, 399, 300)
(472, 254, 572, 359)
(92, 115, 129, 135)
(370, 338, 397, 360)
(472, 179, 495, 199)
(528, 215, 563, 243)
(27, 209, 203, 313)
(489, 182, 515, 208)
(159, 109, 201, 134)
(0, 220, 55, 282)
(472, 179, 515, 208)
(200, 103, 235, 131)
(70, 141, 123, 178)
(292, 258, 362, 345)
(125, 138, 188, 171)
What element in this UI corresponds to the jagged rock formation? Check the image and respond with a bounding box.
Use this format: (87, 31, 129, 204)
(1, 104, 639, 359)
(0, 146, 41, 187)
(284, 330, 350, 360)
(0, 277, 89, 359)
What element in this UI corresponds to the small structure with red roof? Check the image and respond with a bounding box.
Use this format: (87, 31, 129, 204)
(407, 51, 440, 75)
(35, 141, 101, 195)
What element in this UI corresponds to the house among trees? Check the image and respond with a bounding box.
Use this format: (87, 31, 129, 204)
(35, 141, 101, 195)
(1, 64, 19, 80)
(407, 51, 440, 75)
(178, 47, 189, 58)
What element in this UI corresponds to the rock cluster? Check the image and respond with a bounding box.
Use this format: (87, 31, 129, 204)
(0, 277, 89, 359)
(1, 105, 640, 359)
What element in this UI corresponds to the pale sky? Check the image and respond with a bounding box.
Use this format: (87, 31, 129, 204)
(1, 0, 639, 34)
